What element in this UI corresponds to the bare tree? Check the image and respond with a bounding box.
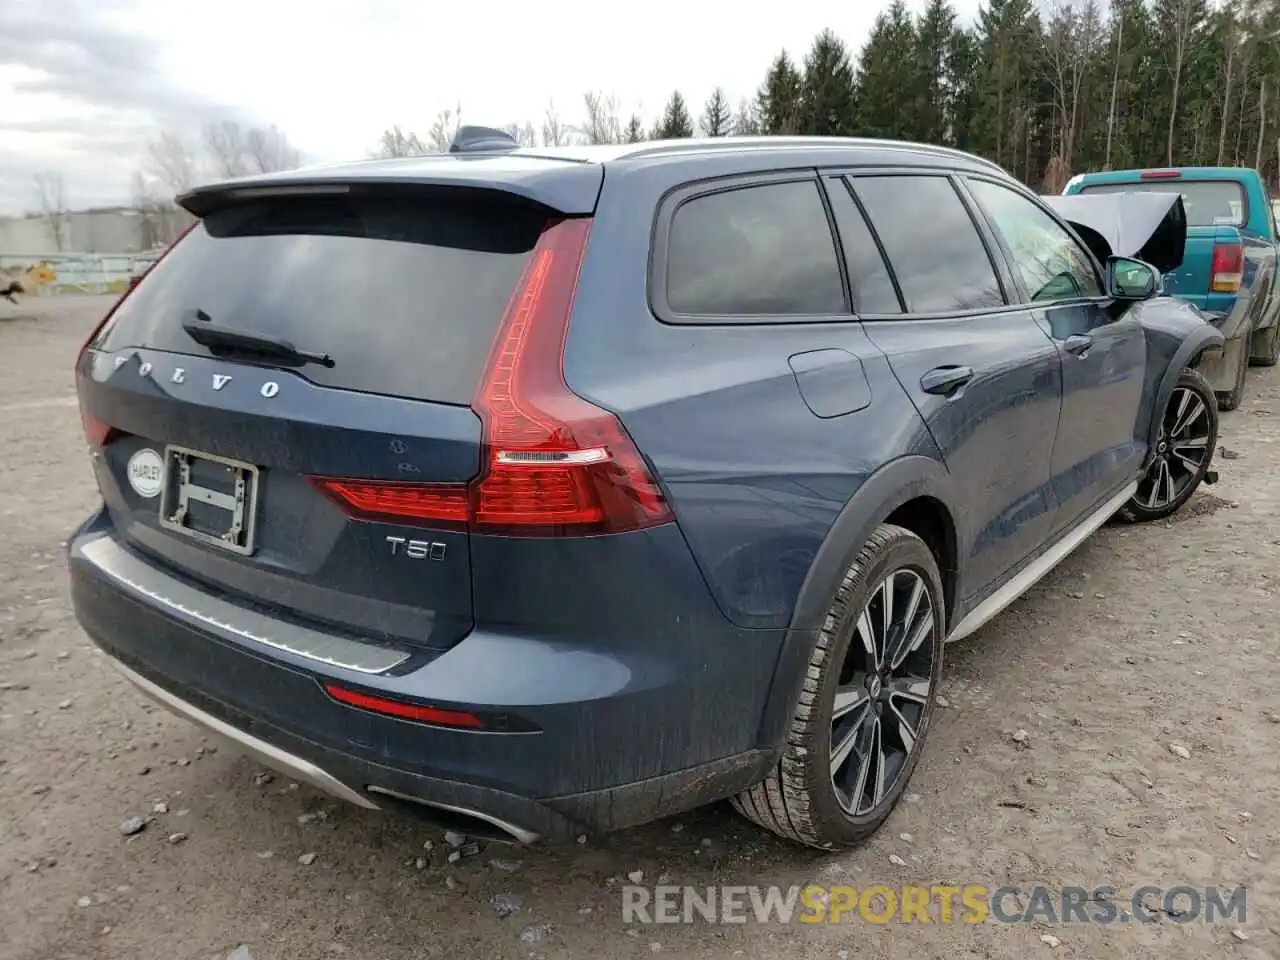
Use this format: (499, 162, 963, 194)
(373, 125, 429, 158)
(1218, 5, 1246, 165)
(1104, 4, 1124, 169)
(203, 121, 251, 178)
(1044, 0, 1103, 176)
(244, 124, 301, 172)
(34, 172, 71, 251)
(1162, 0, 1208, 165)
(204, 121, 300, 175)
(427, 104, 463, 152)
(580, 91, 622, 144)
(501, 121, 540, 146)
(542, 102, 569, 146)
(147, 131, 201, 196)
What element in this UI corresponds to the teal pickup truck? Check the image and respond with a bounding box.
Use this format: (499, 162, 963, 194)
(1064, 167, 1280, 410)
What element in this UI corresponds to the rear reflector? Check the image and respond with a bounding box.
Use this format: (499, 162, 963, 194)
(323, 683, 484, 729)
(1140, 170, 1182, 180)
(312, 216, 675, 538)
(1211, 242, 1244, 293)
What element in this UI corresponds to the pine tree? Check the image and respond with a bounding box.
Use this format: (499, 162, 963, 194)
(855, 4, 919, 140)
(700, 88, 733, 136)
(756, 51, 804, 134)
(914, 0, 959, 144)
(623, 114, 646, 143)
(800, 28, 859, 136)
(653, 91, 695, 138)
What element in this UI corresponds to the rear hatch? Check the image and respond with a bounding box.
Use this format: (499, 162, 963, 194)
(76, 176, 598, 651)
(1075, 177, 1246, 309)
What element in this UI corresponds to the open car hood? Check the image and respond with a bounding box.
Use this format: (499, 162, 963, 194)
(1042, 192, 1186, 275)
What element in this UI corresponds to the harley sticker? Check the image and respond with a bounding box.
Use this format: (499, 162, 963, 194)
(126, 448, 164, 499)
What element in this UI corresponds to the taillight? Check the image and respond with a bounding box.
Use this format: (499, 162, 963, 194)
(1140, 170, 1182, 180)
(1211, 243, 1243, 293)
(76, 223, 196, 448)
(312, 216, 674, 538)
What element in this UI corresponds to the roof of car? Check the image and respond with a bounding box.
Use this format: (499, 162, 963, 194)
(178, 136, 1009, 216)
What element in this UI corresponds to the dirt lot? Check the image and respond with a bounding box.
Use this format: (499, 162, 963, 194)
(0, 295, 1277, 960)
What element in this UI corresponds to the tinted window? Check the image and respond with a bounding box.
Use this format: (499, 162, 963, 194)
(851, 176, 1005, 314)
(826, 178, 902, 314)
(96, 191, 548, 404)
(1079, 180, 1246, 227)
(666, 180, 846, 316)
(967, 178, 1103, 302)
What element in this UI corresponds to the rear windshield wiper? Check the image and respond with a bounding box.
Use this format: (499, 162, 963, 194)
(181, 312, 334, 369)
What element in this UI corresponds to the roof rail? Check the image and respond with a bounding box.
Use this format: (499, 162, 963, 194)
(449, 125, 519, 154)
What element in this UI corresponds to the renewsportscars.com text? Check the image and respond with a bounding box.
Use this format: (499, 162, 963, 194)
(621, 884, 1247, 925)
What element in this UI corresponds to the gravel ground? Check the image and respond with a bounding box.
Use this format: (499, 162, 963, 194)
(1, 295, 1277, 960)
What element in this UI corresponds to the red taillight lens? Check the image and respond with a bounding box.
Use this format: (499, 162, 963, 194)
(1211, 243, 1244, 293)
(322, 683, 484, 729)
(1140, 170, 1182, 180)
(312, 216, 674, 538)
(80, 409, 117, 448)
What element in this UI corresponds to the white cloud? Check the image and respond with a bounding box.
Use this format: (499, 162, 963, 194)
(0, 0, 982, 214)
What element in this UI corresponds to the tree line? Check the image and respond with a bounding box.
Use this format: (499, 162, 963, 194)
(376, 0, 1280, 193)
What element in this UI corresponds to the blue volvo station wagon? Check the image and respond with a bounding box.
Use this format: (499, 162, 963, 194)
(69, 130, 1222, 848)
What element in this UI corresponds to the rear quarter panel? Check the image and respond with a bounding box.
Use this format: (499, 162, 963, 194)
(562, 154, 942, 632)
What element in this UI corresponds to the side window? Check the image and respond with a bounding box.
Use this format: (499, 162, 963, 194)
(850, 175, 1005, 314)
(966, 178, 1103, 303)
(824, 177, 902, 314)
(665, 180, 846, 317)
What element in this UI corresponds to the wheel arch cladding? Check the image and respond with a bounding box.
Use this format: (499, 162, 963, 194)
(1150, 325, 1225, 454)
(754, 455, 959, 752)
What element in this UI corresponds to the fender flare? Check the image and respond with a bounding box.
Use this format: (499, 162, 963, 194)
(754, 455, 959, 752)
(1146, 325, 1225, 462)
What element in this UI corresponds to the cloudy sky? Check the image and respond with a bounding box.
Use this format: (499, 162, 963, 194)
(1, 0, 981, 215)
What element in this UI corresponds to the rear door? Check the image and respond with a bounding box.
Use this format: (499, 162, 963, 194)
(833, 172, 1064, 602)
(962, 175, 1146, 528)
(77, 186, 558, 650)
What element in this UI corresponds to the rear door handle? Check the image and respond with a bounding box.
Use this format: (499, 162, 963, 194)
(920, 365, 974, 396)
(1064, 334, 1093, 357)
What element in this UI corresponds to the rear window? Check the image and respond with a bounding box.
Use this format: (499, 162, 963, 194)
(1078, 180, 1246, 227)
(96, 191, 549, 405)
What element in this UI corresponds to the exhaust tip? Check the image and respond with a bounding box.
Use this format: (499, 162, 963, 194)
(365, 785, 539, 845)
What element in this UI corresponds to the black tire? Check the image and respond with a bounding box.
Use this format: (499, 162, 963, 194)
(1118, 368, 1218, 524)
(1217, 340, 1247, 411)
(732, 524, 945, 849)
(1249, 320, 1280, 367)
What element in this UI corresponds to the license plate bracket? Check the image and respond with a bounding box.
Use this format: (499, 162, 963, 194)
(158, 445, 260, 556)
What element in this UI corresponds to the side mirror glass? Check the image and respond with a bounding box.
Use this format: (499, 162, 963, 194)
(1107, 256, 1158, 300)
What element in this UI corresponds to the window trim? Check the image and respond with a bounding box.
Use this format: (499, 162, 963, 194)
(959, 173, 1109, 308)
(838, 170, 1018, 321)
(649, 171, 853, 326)
(822, 174, 906, 314)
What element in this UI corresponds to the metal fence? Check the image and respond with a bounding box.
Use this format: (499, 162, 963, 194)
(0, 251, 158, 296)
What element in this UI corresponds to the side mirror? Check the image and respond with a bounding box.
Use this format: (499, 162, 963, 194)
(1107, 256, 1159, 300)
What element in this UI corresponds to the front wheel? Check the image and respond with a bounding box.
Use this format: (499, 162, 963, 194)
(1118, 368, 1218, 523)
(732, 524, 945, 849)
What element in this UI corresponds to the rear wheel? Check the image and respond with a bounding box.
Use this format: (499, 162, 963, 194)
(732, 524, 944, 849)
(1118, 368, 1218, 523)
(1249, 320, 1280, 367)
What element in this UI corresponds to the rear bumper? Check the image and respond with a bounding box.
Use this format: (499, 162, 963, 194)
(68, 510, 779, 841)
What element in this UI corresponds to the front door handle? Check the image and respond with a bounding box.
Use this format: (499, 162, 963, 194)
(920, 365, 974, 396)
(1064, 334, 1093, 357)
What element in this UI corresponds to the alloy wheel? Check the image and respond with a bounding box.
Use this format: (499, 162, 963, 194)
(1138, 385, 1212, 511)
(829, 568, 936, 816)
